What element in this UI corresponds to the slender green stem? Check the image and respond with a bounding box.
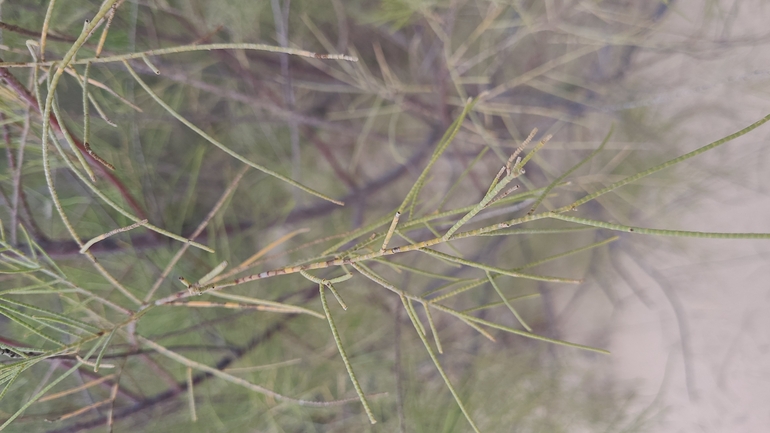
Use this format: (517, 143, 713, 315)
(548, 214, 770, 239)
(300, 270, 349, 310)
(76, 42, 357, 64)
(485, 270, 531, 331)
(94, 327, 116, 372)
(529, 124, 613, 214)
(442, 171, 517, 240)
(427, 277, 488, 303)
(558, 114, 770, 212)
(207, 292, 325, 319)
(123, 60, 343, 206)
(398, 97, 479, 218)
(420, 248, 581, 284)
(401, 295, 481, 433)
(350, 263, 426, 305)
(462, 293, 541, 313)
(38, 0, 59, 62)
(430, 303, 610, 354)
(515, 236, 619, 270)
(423, 303, 443, 354)
(319, 284, 377, 424)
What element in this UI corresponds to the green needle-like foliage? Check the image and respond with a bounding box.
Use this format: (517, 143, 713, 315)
(0, 2, 766, 432)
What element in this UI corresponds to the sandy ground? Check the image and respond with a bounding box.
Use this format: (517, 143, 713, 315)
(558, 2, 770, 432)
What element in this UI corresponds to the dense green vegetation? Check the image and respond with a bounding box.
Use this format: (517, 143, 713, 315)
(0, 1, 767, 432)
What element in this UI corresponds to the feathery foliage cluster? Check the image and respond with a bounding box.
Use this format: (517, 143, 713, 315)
(0, 1, 767, 432)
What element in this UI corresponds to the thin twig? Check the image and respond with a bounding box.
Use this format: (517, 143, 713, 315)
(79, 220, 147, 253)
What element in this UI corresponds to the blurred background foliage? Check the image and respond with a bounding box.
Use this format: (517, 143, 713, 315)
(0, 0, 767, 432)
